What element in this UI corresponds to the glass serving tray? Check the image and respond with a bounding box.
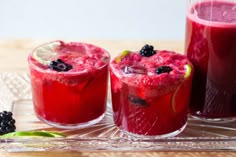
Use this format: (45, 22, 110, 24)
(0, 73, 236, 152)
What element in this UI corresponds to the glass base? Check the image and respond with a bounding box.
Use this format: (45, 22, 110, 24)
(121, 122, 187, 139)
(191, 115, 236, 123)
(36, 113, 105, 129)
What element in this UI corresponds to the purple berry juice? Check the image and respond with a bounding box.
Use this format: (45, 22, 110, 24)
(185, 0, 236, 121)
(110, 45, 193, 138)
(28, 41, 110, 129)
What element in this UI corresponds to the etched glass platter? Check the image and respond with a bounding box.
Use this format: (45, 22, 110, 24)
(0, 73, 236, 152)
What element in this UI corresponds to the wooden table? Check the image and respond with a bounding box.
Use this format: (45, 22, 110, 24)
(0, 39, 235, 157)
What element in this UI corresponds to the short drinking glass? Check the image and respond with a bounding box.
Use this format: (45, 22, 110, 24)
(110, 46, 193, 138)
(28, 41, 110, 129)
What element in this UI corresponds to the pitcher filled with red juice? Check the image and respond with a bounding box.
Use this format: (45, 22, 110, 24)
(185, 0, 236, 122)
(28, 41, 110, 129)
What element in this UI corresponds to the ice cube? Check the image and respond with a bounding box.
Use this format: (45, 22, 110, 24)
(123, 66, 147, 75)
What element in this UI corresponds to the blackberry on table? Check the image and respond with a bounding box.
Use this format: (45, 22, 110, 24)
(0, 111, 16, 135)
(140, 44, 156, 57)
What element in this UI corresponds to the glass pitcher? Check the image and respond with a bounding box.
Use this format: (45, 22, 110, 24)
(185, 0, 236, 123)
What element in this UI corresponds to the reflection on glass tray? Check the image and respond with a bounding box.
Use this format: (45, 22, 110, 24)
(0, 73, 236, 152)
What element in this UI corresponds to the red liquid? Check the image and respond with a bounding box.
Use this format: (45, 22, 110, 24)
(185, 1, 236, 118)
(29, 41, 110, 128)
(110, 51, 193, 137)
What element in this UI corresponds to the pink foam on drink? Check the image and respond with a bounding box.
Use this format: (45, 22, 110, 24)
(111, 50, 190, 97)
(57, 42, 109, 72)
(29, 41, 110, 74)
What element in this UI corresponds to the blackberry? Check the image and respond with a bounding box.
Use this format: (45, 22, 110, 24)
(155, 66, 172, 74)
(140, 44, 156, 57)
(49, 59, 73, 72)
(128, 95, 148, 106)
(0, 111, 16, 135)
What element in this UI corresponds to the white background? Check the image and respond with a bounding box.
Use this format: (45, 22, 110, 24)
(0, 0, 186, 40)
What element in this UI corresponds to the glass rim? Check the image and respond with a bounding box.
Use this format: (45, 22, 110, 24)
(186, 0, 236, 26)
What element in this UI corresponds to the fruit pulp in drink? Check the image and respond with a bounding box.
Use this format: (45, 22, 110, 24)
(185, 0, 236, 119)
(28, 41, 110, 128)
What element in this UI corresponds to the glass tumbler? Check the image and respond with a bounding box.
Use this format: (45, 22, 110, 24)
(28, 41, 110, 129)
(110, 47, 193, 138)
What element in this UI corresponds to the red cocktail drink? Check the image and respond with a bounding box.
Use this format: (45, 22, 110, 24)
(110, 45, 193, 138)
(28, 41, 110, 129)
(185, 0, 236, 121)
